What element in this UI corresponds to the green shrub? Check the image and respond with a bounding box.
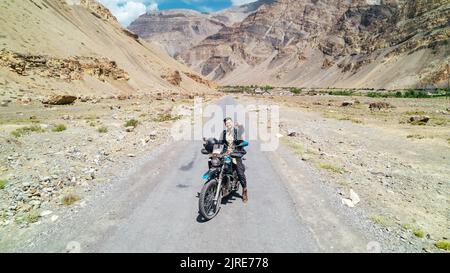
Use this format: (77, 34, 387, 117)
(62, 193, 80, 206)
(263, 85, 274, 91)
(11, 125, 44, 137)
(153, 114, 181, 122)
(97, 126, 108, 133)
(329, 90, 354, 96)
(289, 87, 302, 95)
(435, 240, 450, 251)
(52, 124, 67, 132)
(413, 229, 425, 238)
(0, 179, 7, 189)
(25, 210, 40, 224)
(125, 119, 139, 128)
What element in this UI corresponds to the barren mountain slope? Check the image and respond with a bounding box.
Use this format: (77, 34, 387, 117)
(128, 9, 226, 58)
(0, 0, 215, 100)
(180, 0, 449, 89)
(128, 0, 275, 58)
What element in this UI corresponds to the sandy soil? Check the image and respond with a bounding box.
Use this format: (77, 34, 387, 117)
(0, 94, 220, 248)
(238, 94, 450, 252)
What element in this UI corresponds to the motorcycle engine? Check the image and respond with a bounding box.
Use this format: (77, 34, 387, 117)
(223, 161, 233, 174)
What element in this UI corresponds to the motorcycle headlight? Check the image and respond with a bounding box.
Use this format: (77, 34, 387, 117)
(211, 157, 221, 167)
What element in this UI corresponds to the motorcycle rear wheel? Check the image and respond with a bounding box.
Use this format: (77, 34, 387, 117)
(199, 179, 222, 221)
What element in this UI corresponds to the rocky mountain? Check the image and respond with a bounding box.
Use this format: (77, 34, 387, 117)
(0, 0, 215, 100)
(128, 0, 275, 57)
(128, 9, 226, 58)
(179, 0, 449, 89)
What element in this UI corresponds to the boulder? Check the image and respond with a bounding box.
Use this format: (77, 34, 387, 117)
(341, 101, 354, 107)
(409, 115, 430, 124)
(369, 102, 393, 111)
(287, 129, 297, 137)
(42, 95, 77, 105)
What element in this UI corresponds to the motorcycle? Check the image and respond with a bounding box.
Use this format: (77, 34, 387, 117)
(198, 138, 248, 221)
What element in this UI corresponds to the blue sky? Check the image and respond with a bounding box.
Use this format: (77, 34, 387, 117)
(98, 0, 257, 27)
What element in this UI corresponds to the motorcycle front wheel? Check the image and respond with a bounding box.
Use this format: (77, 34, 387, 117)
(199, 179, 222, 221)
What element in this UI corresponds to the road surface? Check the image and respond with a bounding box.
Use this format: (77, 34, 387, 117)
(21, 97, 372, 253)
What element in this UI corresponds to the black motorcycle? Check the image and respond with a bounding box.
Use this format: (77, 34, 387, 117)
(198, 138, 248, 221)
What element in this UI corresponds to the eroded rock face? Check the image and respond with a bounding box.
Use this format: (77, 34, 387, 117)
(128, 10, 225, 57)
(0, 49, 130, 82)
(42, 95, 77, 105)
(79, 0, 118, 24)
(161, 70, 182, 86)
(127, 0, 274, 57)
(177, 0, 450, 88)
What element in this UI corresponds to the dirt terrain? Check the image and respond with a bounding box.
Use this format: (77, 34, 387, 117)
(237, 94, 450, 252)
(0, 94, 219, 249)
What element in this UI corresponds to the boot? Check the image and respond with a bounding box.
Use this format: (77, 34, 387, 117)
(242, 188, 248, 203)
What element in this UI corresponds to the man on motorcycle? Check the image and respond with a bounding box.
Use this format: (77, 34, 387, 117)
(219, 117, 248, 203)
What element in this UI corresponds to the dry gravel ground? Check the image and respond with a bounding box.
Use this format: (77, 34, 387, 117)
(238, 94, 449, 252)
(0, 93, 448, 253)
(0, 95, 217, 250)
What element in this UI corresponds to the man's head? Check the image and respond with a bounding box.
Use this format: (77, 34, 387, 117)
(224, 117, 233, 130)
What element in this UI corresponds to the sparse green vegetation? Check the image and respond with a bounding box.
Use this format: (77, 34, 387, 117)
(11, 125, 44, 137)
(97, 126, 108, 133)
(405, 111, 427, 116)
(368, 90, 432, 98)
(328, 90, 354, 96)
(262, 85, 274, 92)
(282, 139, 306, 156)
(83, 115, 98, 120)
(221, 85, 253, 93)
(0, 179, 7, 189)
(407, 134, 425, 140)
(318, 163, 345, 174)
(435, 240, 450, 251)
(402, 223, 412, 230)
(413, 229, 425, 238)
(369, 215, 393, 227)
(430, 116, 448, 126)
(52, 124, 67, 132)
(368, 91, 402, 98)
(125, 119, 139, 127)
(62, 193, 80, 206)
(153, 114, 181, 122)
(16, 210, 41, 225)
(409, 120, 428, 126)
(25, 210, 40, 224)
(289, 87, 302, 95)
(323, 112, 363, 124)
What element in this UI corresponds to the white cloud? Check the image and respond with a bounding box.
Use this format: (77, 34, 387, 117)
(147, 2, 158, 12)
(231, 0, 257, 6)
(98, 0, 158, 27)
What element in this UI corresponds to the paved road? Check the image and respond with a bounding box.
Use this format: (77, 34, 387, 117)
(21, 96, 371, 253)
(89, 96, 318, 252)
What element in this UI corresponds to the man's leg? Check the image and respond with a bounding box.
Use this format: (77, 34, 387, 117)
(235, 158, 248, 202)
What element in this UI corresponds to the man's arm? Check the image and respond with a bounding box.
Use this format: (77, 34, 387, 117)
(218, 130, 226, 145)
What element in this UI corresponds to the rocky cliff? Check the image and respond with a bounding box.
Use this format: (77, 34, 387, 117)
(178, 0, 449, 89)
(128, 0, 275, 57)
(0, 0, 215, 99)
(128, 9, 226, 57)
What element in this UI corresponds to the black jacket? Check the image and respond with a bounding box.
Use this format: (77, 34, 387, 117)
(219, 128, 246, 153)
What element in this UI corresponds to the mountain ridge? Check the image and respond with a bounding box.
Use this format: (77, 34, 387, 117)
(130, 0, 449, 89)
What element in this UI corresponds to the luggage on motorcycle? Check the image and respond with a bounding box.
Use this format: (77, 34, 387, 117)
(230, 150, 246, 158)
(203, 138, 218, 153)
